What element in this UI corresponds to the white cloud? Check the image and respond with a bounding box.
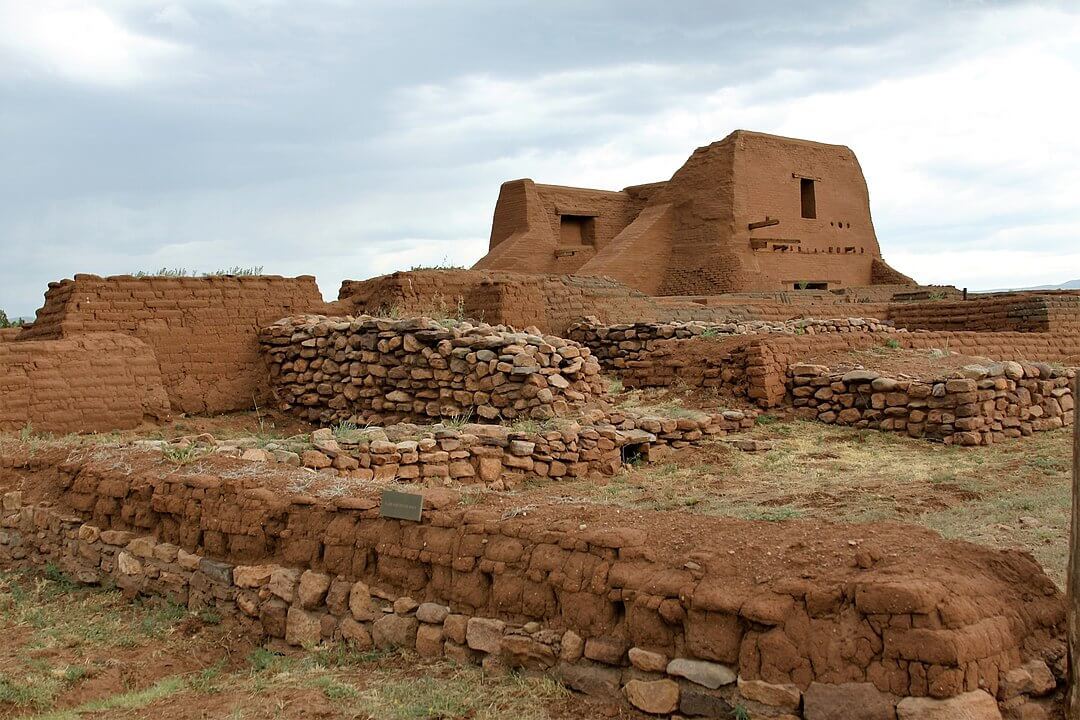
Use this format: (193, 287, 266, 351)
(0, 1, 185, 86)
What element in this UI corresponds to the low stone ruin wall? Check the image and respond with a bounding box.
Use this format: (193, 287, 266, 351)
(890, 293, 1080, 334)
(567, 318, 898, 372)
(16, 274, 329, 414)
(0, 333, 170, 433)
(0, 449, 1066, 719)
(260, 315, 606, 426)
(789, 363, 1075, 446)
(153, 410, 758, 489)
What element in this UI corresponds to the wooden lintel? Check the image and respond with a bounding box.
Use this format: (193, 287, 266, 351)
(748, 218, 780, 231)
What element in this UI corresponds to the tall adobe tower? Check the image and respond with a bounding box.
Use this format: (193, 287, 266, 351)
(473, 130, 914, 295)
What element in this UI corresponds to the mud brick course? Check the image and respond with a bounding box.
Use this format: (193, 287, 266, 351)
(0, 450, 1066, 719)
(890, 293, 1080, 334)
(15, 274, 328, 414)
(568, 317, 898, 372)
(260, 315, 606, 425)
(0, 333, 169, 433)
(789, 361, 1075, 446)
(337, 269, 664, 336)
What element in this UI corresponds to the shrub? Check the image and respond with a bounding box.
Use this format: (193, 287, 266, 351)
(0, 309, 24, 328)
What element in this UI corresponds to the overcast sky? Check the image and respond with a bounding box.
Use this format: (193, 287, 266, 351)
(2, 1, 1079, 316)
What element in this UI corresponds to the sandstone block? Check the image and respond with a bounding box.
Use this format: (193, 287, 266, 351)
(737, 678, 801, 712)
(233, 564, 275, 588)
(285, 606, 322, 647)
(466, 617, 505, 653)
(372, 614, 418, 649)
(340, 617, 373, 649)
(666, 658, 736, 689)
(628, 647, 668, 673)
(297, 570, 332, 609)
(804, 681, 898, 720)
(896, 690, 1001, 720)
(624, 678, 679, 715)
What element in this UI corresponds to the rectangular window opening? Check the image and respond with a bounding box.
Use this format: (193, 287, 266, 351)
(800, 178, 816, 219)
(559, 215, 596, 247)
(794, 282, 829, 291)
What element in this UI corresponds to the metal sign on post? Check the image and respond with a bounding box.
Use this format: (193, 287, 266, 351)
(1069, 374, 1080, 717)
(379, 489, 424, 522)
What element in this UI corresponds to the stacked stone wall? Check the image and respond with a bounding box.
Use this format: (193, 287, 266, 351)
(16, 274, 328, 414)
(790, 363, 1075, 446)
(0, 451, 1066, 718)
(260, 315, 606, 426)
(0, 333, 170, 433)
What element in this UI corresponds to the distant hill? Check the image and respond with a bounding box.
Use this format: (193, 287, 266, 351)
(982, 279, 1080, 292)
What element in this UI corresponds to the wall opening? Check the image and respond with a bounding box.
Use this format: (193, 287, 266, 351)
(794, 282, 829, 291)
(800, 178, 816, 219)
(559, 215, 596, 247)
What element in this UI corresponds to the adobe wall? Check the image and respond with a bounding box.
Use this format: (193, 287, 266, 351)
(259, 315, 606, 426)
(791, 363, 1074, 446)
(0, 333, 170, 433)
(891, 293, 1080, 334)
(337, 269, 663, 335)
(17, 274, 328, 414)
(0, 448, 1065, 717)
(0, 328, 22, 342)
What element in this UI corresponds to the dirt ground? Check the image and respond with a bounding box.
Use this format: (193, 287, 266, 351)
(0, 386, 1073, 718)
(0, 570, 631, 720)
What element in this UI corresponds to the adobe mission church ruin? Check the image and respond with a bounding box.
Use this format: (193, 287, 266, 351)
(475, 130, 913, 295)
(2, 130, 1077, 720)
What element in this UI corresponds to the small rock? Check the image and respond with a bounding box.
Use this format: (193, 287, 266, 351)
(624, 679, 680, 715)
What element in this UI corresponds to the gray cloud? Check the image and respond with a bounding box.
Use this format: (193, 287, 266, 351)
(1, 0, 1078, 316)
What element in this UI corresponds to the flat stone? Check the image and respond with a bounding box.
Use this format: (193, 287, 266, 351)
(624, 678, 680, 715)
(842, 370, 881, 383)
(737, 678, 801, 712)
(999, 660, 1056, 699)
(804, 682, 898, 720)
(372, 614, 418, 649)
(416, 602, 450, 624)
(466, 617, 505, 653)
(233, 564, 274, 588)
(628, 647, 668, 673)
(584, 635, 626, 665)
(896, 690, 1002, 720)
(555, 662, 621, 698)
(680, 686, 734, 717)
(116, 551, 142, 575)
(666, 658, 736, 689)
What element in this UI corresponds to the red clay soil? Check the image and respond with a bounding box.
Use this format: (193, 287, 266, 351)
(796, 346, 1012, 379)
(1, 443, 1059, 618)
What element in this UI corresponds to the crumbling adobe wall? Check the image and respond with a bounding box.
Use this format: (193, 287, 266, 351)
(259, 315, 606, 425)
(0, 333, 169, 433)
(17, 274, 328, 414)
(891, 293, 1080, 334)
(337, 269, 663, 336)
(790, 363, 1074, 446)
(568, 318, 899, 372)
(0, 450, 1065, 718)
(0, 328, 22, 342)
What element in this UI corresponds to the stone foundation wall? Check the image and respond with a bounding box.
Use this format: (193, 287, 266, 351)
(0, 333, 170, 433)
(169, 410, 757, 489)
(789, 363, 1075, 446)
(0, 451, 1066, 718)
(259, 315, 606, 426)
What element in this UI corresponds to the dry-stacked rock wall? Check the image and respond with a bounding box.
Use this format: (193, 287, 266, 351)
(260, 316, 605, 426)
(0, 333, 169, 432)
(789, 363, 1075, 445)
(0, 448, 1066, 718)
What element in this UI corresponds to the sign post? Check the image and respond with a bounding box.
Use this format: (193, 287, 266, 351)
(1070, 374, 1080, 717)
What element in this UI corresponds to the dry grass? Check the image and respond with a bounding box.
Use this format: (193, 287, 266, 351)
(539, 420, 1072, 586)
(0, 570, 582, 720)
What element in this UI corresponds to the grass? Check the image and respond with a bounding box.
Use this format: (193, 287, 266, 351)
(129, 267, 264, 278)
(1, 570, 580, 720)
(537, 420, 1074, 586)
(160, 444, 208, 465)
